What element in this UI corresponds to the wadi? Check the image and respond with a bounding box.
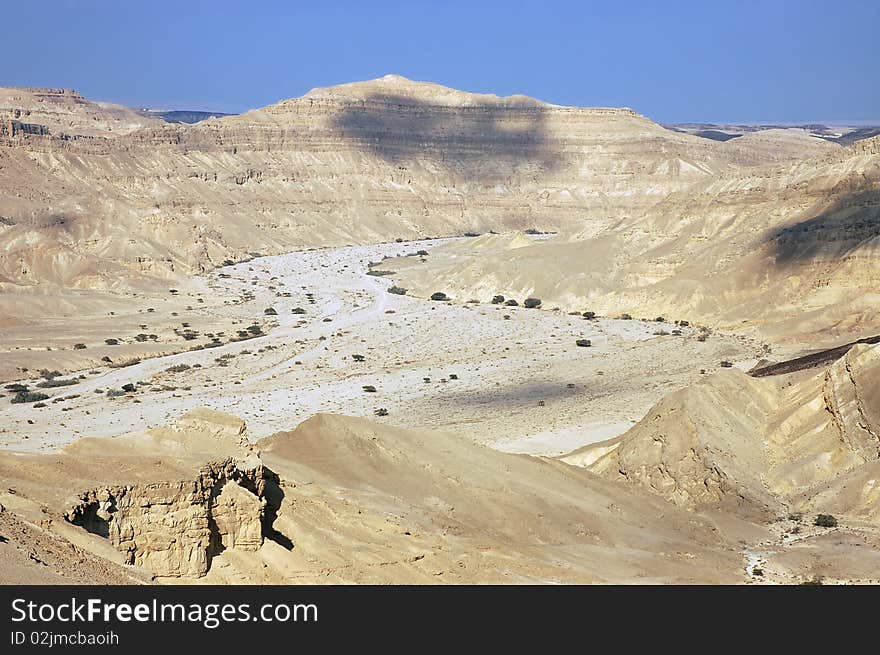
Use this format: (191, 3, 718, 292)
(1, 75, 879, 585)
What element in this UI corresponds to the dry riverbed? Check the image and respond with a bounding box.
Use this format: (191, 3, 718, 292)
(0, 238, 762, 453)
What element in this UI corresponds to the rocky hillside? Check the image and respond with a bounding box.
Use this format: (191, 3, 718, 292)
(389, 135, 880, 341)
(0, 76, 836, 294)
(564, 342, 880, 519)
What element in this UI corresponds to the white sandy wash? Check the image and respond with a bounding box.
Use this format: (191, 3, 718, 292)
(0, 238, 758, 453)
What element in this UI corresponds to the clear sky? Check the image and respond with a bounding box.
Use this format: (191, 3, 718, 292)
(6, 0, 878, 123)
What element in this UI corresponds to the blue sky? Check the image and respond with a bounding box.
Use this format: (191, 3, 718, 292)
(6, 0, 878, 123)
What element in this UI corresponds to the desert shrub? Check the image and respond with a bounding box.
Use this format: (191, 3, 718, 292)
(121, 383, 136, 393)
(618, 314, 632, 320)
(582, 311, 596, 319)
(491, 295, 505, 304)
(752, 567, 764, 577)
(362, 385, 377, 393)
(720, 361, 733, 368)
(5, 384, 29, 393)
(504, 299, 519, 307)
(678, 320, 690, 327)
(523, 298, 542, 309)
(352, 354, 366, 362)
(374, 408, 389, 417)
(576, 339, 592, 347)
(33, 402, 46, 408)
(655, 316, 666, 322)
(39, 369, 62, 379)
(264, 307, 278, 315)
(105, 338, 119, 345)
(106, 389, 126, 398)
(696, 334, 708, 342)
(73, 343, 87, 350)
(101, 356, 112, 363)
(388, 286, 407, 295)
(814, 514, 837, 528)
(416, 250, 429, 256)
(366, 270, 395, 277)
(36, 378, 78, 388)
(165, 364, 191, 373)
(11, 391, 49, 404)
(449, 374, 458, 380)
(430, 292, 448, 301)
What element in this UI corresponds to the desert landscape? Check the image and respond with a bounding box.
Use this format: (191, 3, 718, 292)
(1, 73, 879, 586)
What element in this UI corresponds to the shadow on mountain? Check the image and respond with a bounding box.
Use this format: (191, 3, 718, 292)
(329, 93, 561, 179)
(769, 188, 880, 267)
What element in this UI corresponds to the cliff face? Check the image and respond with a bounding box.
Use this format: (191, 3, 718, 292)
(64, 458, 278, 578)
(0, 76, 833, 293)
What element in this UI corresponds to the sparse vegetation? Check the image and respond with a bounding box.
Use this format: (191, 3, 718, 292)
(430, 292, 449, 301)
(264, 307, 278, 315)
(492, 295, 505, 304)
(388, 286, 407, 295)
(582, 311, 596, 319)
(575, 339, 592, 347)
(504, 299, 519, 306)
(814, 514, 837, 528)
(523, 298, 542, 309)
(73, 343, 87, 350)
(36, 378, 78, 388)
(362, 385, 377, 393)
(105, 338, 119, 345)
(11, 391, 49, 404)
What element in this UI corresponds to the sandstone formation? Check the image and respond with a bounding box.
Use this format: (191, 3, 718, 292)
(0, 76, 837, 297)
(563, 342, 880, 519)
(390, 135, 879, 342)
(0, 408, 751, 584)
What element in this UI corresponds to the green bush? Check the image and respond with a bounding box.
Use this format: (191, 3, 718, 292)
(11, 391, 49, 404)
(814, 514, 837, 528)
(491, 295, 505, 304)
(388, 286, 407, 295)
(430, 292, 448, 301)
(504, 299, 519, 307)
(582, 311, 596, 319)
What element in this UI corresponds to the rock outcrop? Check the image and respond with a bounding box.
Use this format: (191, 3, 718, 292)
(64, 457, 277, 578)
